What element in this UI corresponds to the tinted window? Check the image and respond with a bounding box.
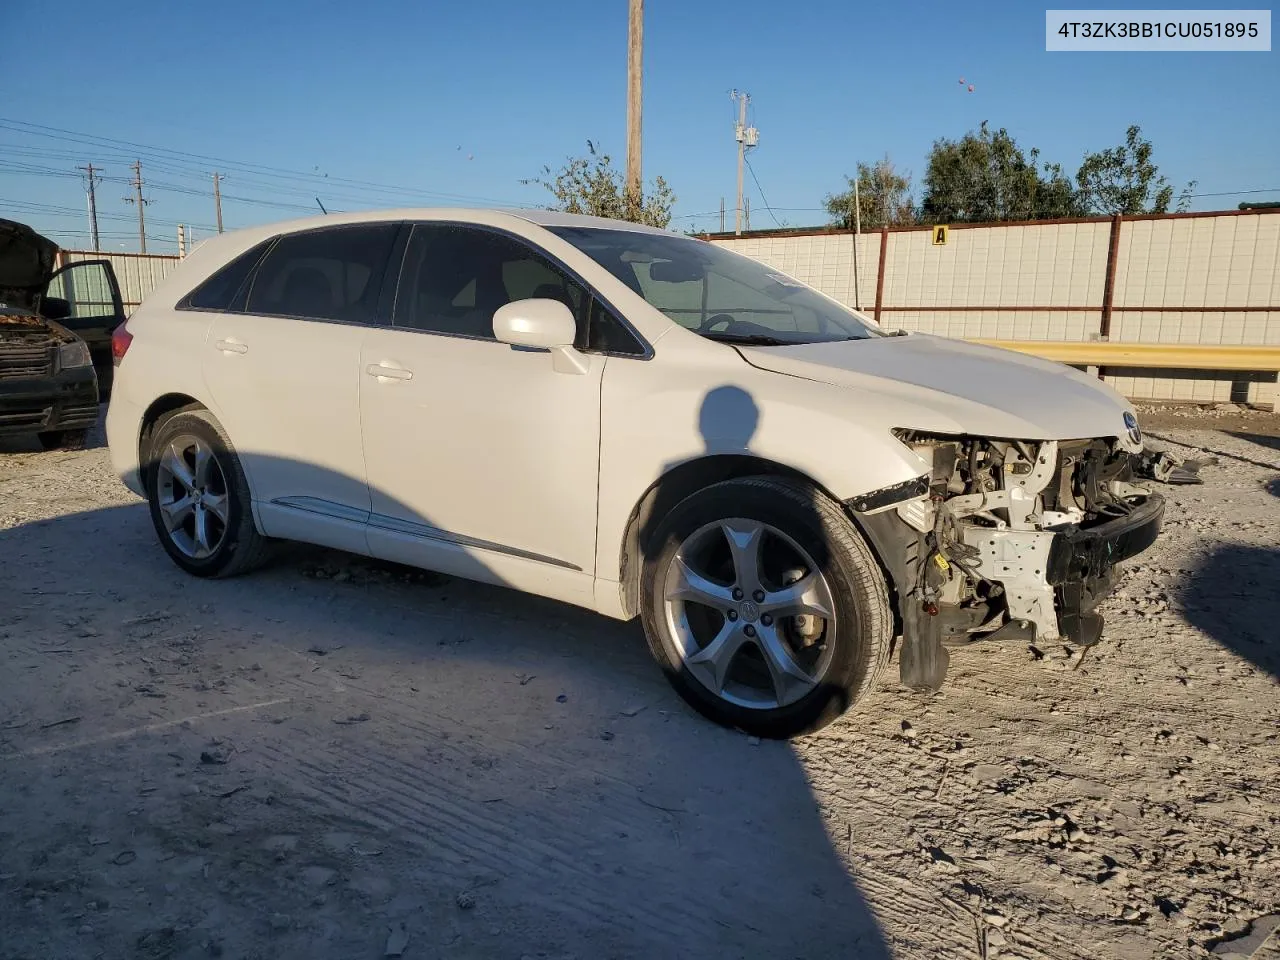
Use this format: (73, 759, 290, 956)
(246, 224, 398, 323)
(46, 261, 118, 318)
(586, 296, 645, 355)
(395, 225, 585, 340)
(394, 225, 645, 354)
(177, 239, 273, 312)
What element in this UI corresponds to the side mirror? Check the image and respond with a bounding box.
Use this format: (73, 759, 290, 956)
(41, 296, 71, 321)
(492, 298, 577, 350)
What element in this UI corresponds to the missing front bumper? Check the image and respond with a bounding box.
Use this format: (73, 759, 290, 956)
(1047, 493, 1165, 645)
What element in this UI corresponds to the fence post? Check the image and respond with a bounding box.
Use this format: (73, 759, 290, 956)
(874, 227, 889, 325)
(1096, 214, 1123, 379)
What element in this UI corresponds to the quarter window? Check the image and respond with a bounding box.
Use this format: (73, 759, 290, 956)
(176, 239, 273, 312)
(245, 224, 398, 323)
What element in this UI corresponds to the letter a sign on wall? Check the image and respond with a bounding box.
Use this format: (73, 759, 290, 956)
(932, 225, 949, 246)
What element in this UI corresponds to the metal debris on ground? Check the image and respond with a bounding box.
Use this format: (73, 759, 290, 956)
(384, 923, 410, 957)
(1135, 450, 1216, 485)
(1211, 914, 1280, 959)
(39, 716, 80, 729)
(332, 713, 370, 725)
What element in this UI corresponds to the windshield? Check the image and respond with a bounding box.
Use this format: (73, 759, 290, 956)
(547, 226, 883, 345)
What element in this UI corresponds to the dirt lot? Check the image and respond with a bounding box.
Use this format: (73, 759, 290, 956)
(1, 408, 1278, 960)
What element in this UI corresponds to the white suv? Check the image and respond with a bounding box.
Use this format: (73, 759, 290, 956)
(106, 209, 1164, 738)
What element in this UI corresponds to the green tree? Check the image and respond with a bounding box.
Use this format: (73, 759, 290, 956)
(920, 121, 1082, 223)
(824, 157, 916, 229)
(1075, 125, 1195, 215)
(523, 141, 676, 228)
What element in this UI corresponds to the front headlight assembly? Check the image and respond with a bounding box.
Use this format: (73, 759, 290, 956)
(58, 340, 93, 370)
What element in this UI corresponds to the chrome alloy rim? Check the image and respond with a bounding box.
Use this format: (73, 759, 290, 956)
(156, 434, 229, 559)
(662, 519, 837, 709)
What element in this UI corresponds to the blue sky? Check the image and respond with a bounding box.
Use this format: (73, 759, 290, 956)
(2, 0, 1276, 252)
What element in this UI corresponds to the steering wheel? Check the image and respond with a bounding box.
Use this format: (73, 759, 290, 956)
(696, 313, 737, 334)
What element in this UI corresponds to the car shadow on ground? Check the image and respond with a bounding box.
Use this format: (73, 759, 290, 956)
(1182, 544, 1280, 682)
(0, 392, 892, 958)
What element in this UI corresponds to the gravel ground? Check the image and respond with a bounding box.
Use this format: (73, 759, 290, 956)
(1, 409, 1278, 960)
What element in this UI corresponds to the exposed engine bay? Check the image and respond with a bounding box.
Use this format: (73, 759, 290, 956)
(854, 432, 1168, 691)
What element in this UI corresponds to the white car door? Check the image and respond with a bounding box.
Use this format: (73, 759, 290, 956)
(359, 223, 636, 600)
(200, 222, 401, 554)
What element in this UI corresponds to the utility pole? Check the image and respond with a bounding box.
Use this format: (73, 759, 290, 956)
(745, 196, 750, 232)
(213, 172, 224, 233)
(731, 90, 758, 236)
(720, 197, 725, 233)
(123, 160, 149, 253)
(78, 163, 102, 251)
(625, 0, 643, 216)
(177, 224, 186, 257)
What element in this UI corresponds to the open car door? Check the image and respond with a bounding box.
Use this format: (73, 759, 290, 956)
(44, 258, 126, 399)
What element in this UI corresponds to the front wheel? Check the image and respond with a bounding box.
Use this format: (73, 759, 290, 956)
(640, 476, 892, 739)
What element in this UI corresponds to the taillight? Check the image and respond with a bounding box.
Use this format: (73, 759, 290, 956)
(111, 320, 133, 366)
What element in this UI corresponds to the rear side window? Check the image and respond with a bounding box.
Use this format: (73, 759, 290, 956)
(177, 239, 273, 312)
(245, 224, 399, 324)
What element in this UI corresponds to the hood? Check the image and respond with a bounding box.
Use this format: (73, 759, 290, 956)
(0, 218, 58, 312)
(737, 333, 1138, 443)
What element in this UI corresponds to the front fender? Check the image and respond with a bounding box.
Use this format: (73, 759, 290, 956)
(593, 352, 930, 583)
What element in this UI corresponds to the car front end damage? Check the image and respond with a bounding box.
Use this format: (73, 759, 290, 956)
(850, 431, 1165, 690)
(0, 311, 100, 439)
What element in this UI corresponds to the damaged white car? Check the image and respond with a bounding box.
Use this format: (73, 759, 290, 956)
(106, 210, 1165, 738)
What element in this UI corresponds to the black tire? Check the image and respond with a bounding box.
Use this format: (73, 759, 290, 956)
(640, 476, 891, 739)
(145, 408, 271, 578)
(38, 428, 89, 451)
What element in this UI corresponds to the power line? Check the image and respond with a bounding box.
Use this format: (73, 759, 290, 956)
(1186, 187, 1279, 198)
(0, 118, 529, 207)
(744, 158, 782, 227)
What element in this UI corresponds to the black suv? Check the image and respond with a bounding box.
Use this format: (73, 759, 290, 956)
(0, 218, 126, 450)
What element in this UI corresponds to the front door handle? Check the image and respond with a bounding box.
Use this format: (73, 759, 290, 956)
(366, 362, 413, 381)
(215, 338, 248, 355)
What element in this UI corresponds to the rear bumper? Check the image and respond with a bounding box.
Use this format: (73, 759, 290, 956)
(104, 391, 145, 496)
(0, 368, 99, 437)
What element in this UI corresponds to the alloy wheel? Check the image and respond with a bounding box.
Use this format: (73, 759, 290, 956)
(155, 434, 230, 560)
(662, 519, 837, 709)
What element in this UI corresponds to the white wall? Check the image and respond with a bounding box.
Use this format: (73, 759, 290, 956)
(712, 212, 1280, 406)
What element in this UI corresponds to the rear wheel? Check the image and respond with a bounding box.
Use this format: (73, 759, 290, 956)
(38, 428, 89, 451)
(145, 409, 270, 578)
(640, 476, 891, 739)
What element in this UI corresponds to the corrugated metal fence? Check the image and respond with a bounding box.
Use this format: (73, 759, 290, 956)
(708, 209, 1280, 405)
(55, 249, 182, 314)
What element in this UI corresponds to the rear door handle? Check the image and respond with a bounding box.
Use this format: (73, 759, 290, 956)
(215, 338, 248, 355)
(366, 362, 413, 381)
